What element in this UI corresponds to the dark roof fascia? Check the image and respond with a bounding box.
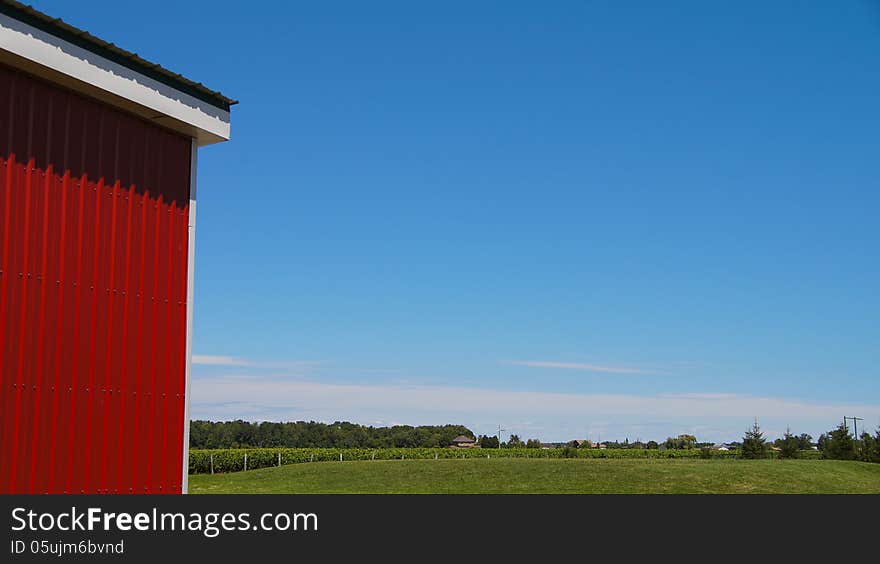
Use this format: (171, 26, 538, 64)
(0, 0, 237, 111)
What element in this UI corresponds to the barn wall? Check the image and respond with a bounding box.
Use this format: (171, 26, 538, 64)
(0, 62, 191, 493)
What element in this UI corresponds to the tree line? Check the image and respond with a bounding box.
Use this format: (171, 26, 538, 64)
(191, 419, 880, 462)
(738, 419, 880, 462)
(817, 423, 880, 462)
(189, 420, 473, 449)
(475, 434, 542, 448)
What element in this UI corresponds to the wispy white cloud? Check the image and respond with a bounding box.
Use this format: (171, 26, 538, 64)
(192, 355, 251, 366)
(260, 360, 324, 370)
(660, 392, 740, 400)
(192, 355, 322, 371)
(189, 375, 880, 442)
(507, 360, 657, 375)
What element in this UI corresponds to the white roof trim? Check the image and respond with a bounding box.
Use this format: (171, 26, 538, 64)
(0, 12, 230, 145)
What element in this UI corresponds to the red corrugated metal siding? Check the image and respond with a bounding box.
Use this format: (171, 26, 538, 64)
(0, 62, 191, 494)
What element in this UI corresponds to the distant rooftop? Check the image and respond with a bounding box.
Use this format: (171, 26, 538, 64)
(0, 0, 237, 111)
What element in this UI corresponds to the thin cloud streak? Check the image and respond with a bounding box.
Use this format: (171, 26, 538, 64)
(508, 360, 657, 375)
(190, 376, 880, 429)
(192, 355, 322, 370)
(661, 393, 740, 400)
(192, 355, 251, 366)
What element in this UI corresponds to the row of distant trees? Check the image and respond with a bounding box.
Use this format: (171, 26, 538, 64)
(816, 424, 880, 461)
(480, 423, 880, 462)
(482, 434, 702, 450)
(189, 420, 473, 449)
(191, 419, 880, 462)
(475, 434, 542, 448)
(739, 419, 880, 462)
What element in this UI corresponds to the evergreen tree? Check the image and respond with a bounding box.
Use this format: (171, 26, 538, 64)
(741, 418, 768, 459)
(821, 423, 856, 460)
(778, 427, 799, 459)
(857, 432, 876, 463)
(796, 434, 813, 450)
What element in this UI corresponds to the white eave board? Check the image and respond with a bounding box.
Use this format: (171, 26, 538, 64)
(0, 12, 230, 146)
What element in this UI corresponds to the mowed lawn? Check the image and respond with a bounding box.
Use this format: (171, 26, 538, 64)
(189, 458, 880, 494)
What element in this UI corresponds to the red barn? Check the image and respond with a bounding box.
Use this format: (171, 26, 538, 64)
(0, 1, 235, 493)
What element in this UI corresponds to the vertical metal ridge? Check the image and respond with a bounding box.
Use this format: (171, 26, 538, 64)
(164, 199, 177, 493)
(10, 158, 34, 493)
(26, 161, 52, 493)
(117, 182, 134, 492)
(30, 85, 54, 492)
(47, 169, 70, 491)
(99, 178, 120, 493)
(146, 192, 162, 492)
(0, 156, 14, 492)
(134, 189, 148, 493)
(83, 177, 102, 492)
(95, 181, 119, 493)
(65, 172, 86, 494)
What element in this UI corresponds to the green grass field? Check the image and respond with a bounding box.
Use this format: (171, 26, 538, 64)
(189, 458, 880, 494)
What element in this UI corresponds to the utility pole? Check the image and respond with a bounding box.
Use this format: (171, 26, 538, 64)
(844, 416, 864, 438)
(497, 425, 507, 449)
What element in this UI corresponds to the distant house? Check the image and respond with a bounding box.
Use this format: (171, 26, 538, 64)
(574, 439, 591, 448)
(712, 443, 729, 451)
(598, 443, 607, 449)
(541, 442, 565, 449)
(450, 435, 476, 448)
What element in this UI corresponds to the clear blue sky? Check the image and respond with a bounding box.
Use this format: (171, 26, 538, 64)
(33, 0, 880, 441)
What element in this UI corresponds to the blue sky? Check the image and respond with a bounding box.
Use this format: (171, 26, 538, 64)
(34, 1, 880, 441)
